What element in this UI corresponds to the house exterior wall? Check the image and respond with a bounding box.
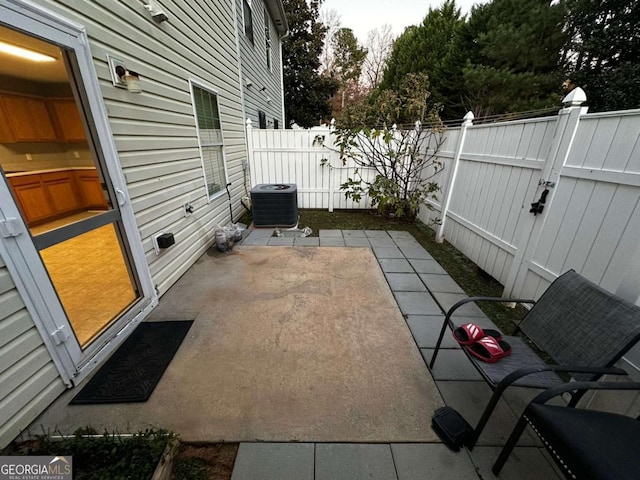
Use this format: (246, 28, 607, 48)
(0, 253, 66, 447)
(236, 0, 285, 128)
(0, 0, 261, 447)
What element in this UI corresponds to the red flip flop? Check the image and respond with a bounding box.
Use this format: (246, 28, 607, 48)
(465, 336, 512, 363)
(452, 323, 503, 346)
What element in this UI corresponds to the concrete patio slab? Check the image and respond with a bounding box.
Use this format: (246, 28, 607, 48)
(391, 443, 478, 480)
(369, 237, 396, 247)
(420, 274, 466, 294)
(30, 247, 442, 443)
(293, 237, 320, 247)
(411, 259, 448, 274)
(365, 230, 390, 238)
(435, 381, 538, 447)
(398, 246, 433, 259)
(319, 229, 343, 237)
(315, 444, 396, 480)
(342, 229, 367, 237)
(345, 237, 371, 247)
(422, 349, 484, 381)
(384, 273, 427, 292)
(319, 237, 346, 247)
(406, 315, 460, 349)
(231, 443, 314, 480)
(378, 258, 414, 273)
(394, 291, 442, 315)
(268, 237, 294, 246)
(373, 246, 405, 258)
(430, 292, 486, 316)
(468, 446, 563, 480)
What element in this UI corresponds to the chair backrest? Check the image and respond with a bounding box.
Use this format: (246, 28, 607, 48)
(520, 270, 640, 380)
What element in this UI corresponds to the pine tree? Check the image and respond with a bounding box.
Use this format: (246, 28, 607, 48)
(282, 0, 339, 127)
(563, 0, 640, 112)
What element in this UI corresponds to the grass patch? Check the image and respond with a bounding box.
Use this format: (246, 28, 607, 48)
(240, 209, 527, 332)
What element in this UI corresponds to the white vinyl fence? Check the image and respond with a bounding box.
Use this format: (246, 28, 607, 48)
(247, 92, 640, 380)
(247, 89, 640, 375)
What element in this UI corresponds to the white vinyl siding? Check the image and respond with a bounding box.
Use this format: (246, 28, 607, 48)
(237, 0, 284, 127)
(191, 84, 227, 198)
(0, 254, 65, 448)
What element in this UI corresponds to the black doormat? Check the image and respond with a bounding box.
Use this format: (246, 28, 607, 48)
(70, 320, 193, 405)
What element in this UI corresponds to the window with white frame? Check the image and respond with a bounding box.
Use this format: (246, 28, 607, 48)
(191, 82, 227, 199)
(243, 0, 254, 44)
(264, 8, 272, 70)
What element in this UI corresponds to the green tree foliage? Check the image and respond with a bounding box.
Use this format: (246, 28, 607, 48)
(328, 28, 367, 116)
(328, 73, 444, 222)
(331, 28, 367, 85)
(461, 0, 566, 117)
(379, 0, 466, 119)
(563, 0, 640, 112)
(282, 0, 338, 127)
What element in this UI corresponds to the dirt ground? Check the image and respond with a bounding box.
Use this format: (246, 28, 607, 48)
(172, 443, 238, 480)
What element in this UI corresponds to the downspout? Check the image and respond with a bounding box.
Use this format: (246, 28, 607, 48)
(232, 0, 249, 215)
(279, 30, 288, 128)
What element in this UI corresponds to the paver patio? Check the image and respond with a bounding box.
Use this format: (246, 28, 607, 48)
(26, 228, 563, 479)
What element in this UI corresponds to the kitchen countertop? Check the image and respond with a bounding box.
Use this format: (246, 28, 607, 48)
(4, 167, 96, 177)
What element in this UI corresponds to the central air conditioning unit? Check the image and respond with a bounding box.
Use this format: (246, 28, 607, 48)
(250, 183, 298, 227)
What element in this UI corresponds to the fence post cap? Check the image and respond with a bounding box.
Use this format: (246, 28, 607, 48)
(246, 118, 253, 128)
(562, 87, 587, 107)
(463, 111, 475, 124)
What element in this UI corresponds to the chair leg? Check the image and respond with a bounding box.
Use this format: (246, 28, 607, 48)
(429, 317, 450, 369)
(492, 416, 529, 475)
(465, 384, 509, 449)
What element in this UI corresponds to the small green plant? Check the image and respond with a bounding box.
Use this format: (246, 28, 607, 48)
(6, 428, 174, 480)
(326, 73, 445, 222)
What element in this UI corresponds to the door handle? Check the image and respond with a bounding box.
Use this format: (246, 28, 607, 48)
(115, 188, 127, 207)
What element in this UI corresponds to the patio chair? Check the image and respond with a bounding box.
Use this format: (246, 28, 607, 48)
(492, 380, 640, 478)
(429, 269, 640, 448)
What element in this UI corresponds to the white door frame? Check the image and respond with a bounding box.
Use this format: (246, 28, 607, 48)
(0, 0, 157, 385)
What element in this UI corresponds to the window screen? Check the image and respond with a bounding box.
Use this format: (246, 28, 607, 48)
(192, 85, 226, 198)
(243, 0, 254, 44)
(258, 110, 267, 129)
(264, 9, 272, 69)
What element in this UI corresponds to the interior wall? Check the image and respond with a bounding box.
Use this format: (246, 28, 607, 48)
(0, 143, 93, 172)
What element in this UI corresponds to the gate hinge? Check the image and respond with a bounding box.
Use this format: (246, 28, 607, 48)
(538, 179, 556, 188)
(51, 326, 69, 345)
(0, 218, 22, 238)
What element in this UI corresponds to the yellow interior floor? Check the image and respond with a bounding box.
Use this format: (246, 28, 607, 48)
(34, 213, 138, 347)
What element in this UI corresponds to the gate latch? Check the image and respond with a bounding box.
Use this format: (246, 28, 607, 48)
(530, 189, 550, 216)
(0, 218, 22, 238)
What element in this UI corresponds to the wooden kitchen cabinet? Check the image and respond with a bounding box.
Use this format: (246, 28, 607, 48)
(9, 175, 56, 224)
(0, 101, 16, 142)
(75, 170, 109, 209)
(0, 95, 58, 142)
(41, 171, 81, 215)
(49, 99, 86, 142)
(8, 169, 106, 226)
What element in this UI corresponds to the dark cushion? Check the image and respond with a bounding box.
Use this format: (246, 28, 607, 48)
(526, 403, 640, 479)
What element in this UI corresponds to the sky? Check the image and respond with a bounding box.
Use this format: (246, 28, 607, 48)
(320, 0, 490, 42)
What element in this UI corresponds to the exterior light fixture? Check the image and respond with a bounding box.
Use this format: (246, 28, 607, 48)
(114, 64, 142, 93)
(144, 1, 168, 23)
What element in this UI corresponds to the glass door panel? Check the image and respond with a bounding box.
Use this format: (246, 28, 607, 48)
(0, 25, 142, 349)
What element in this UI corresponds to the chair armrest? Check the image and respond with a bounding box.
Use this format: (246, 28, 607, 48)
(444, 297, 536, 328)
(496, 365, 628, 392)
(531, 380, 640, 405)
